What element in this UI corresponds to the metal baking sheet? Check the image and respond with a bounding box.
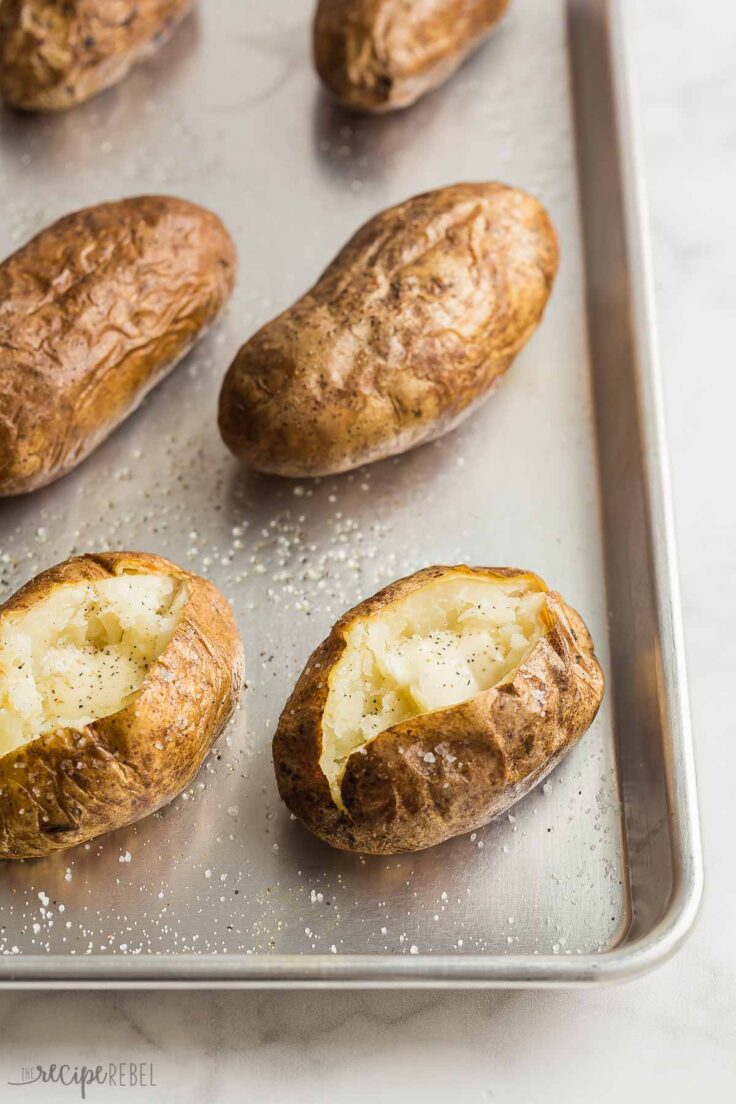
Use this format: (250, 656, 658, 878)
(0, 0, 702, 986)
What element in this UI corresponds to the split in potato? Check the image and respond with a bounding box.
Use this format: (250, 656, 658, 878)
(219, 182, 558, 478)
(0, 573, 186, 757)
(314, 0, 510, 113)
(0, 552, 244, 860)
(273, 566, 604, 854)
(0, 195, 236, 496)
(0, 0, 193, 112)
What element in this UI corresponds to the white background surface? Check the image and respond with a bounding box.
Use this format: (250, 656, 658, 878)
(0, 0, 734, 1100)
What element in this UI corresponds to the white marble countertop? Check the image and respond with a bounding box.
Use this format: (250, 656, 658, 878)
(0, 1, 733, 1100)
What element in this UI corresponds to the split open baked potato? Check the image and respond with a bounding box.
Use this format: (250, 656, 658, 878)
(273, 565, 604, 854)
(0, 552, 244, 860)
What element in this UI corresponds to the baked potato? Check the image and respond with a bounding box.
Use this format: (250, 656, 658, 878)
(0, 195, 236, 497)
(219, 182, 557, 478)
(273, 565, 604, 854)
(0, 0, 192, 112)
(313, 0, 510, 113)
(0, 551, 244, 860)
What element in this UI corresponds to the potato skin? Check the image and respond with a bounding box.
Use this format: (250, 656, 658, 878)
(219, 183, 558, 477)
(314, 0, 510, 113)
(0, 196, 236, 496)
(0, 552, 244, 860)
(0, 0, 192, 112)
(272, 566, 604, 855)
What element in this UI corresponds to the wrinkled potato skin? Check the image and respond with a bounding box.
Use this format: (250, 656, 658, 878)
(219, 183, 558, 477)
(273, 566, 604, 855)
(0, 552, 244, 860)
(0, 0, 192, 112)
(0, 196, 236, 496)
(314, 0, 510, 112)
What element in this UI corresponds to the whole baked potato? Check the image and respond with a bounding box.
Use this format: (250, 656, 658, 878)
(314, 0, 510, 113)
(0, 195, 236, 496)
(273, 565, 604, 854)
(0, 551, 244, 860)
(0, 0, 192, 112)
(219, 182, 558, 477)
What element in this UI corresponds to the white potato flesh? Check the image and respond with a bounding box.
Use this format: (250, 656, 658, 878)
(320, 574, 547, 805)
(0, 574, 188, 757)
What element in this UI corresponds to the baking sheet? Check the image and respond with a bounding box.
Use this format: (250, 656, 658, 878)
(0, 0, 701, 985)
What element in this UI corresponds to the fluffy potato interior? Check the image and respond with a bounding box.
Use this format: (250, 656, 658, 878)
(321, 574, 547, 805)
(0, 574, 188, 758)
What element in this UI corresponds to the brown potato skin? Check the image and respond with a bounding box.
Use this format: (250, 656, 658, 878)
(314, 0, 510, 113)
(0, 552, 244, 860)
(0, 0, 192, 112)
(273, 566, 604, 855)
(220, 183, 558, 478)
(0, 196, 236, 496)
